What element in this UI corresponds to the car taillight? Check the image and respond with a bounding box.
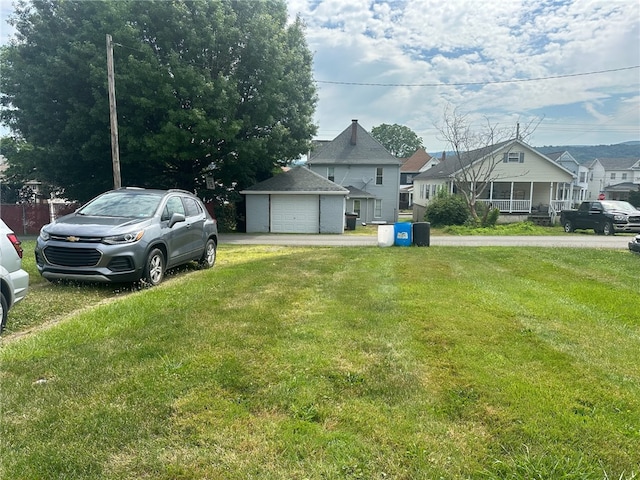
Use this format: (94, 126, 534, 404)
(7, 233, 23, 259)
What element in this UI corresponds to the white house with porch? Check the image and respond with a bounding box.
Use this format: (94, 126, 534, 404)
(412, 139, 577, 223)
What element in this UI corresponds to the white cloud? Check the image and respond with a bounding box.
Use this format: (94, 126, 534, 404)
(288, 0, 640, 149)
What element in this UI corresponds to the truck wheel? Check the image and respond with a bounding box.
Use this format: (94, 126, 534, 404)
(563, 220, 574, 233)
(602, 221, 614, 236)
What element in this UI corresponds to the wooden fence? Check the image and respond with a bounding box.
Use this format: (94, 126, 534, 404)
(0, 203, 78, 236)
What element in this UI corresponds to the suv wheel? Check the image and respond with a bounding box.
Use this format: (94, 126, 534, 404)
(199, 239, 217, 269)
(602, 221, 614, 236)
(143, 248, 165, 286)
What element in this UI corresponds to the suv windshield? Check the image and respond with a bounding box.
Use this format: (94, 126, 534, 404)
(79, 192, 163, 218)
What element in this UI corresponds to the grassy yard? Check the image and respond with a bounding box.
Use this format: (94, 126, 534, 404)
(1, 242, 639, 479)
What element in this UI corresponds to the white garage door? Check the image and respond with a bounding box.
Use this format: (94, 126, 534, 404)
(271, 195, 319, 233)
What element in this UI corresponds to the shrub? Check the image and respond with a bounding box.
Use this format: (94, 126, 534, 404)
(424, 191, 470, 226)
(475, 201, 501, 227)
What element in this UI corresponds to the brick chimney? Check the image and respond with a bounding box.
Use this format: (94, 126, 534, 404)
(350, 119, 358, 145)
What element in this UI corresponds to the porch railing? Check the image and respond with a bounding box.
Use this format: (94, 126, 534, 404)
(476, 199, 573, 216)
(476, 199, 531, 213)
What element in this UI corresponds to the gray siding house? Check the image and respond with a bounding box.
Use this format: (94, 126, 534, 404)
(241, 166, 349, 234)
(307, 120, 402, 224)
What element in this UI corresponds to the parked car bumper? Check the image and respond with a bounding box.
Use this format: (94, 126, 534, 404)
(614, 223, 640, 233)
(629, 236, 640, 253)
(35, 238, 147, 283)
(9, 268, 29, 306)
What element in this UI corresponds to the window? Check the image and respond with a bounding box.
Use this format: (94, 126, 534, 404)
(425, 184, 430, 199)
(183, 197, 202, 217)
(611, 173, 616, 180)
(503, 152, 524, 163)
(327, 167, 335, 182)
(162, 196, 185, 221)
(374, 199, 382, 218)
(622, 173, 628, 180)
(353, 200, 361, 218)
(579, 172, 586, 183)
(376, 167, 383, 185)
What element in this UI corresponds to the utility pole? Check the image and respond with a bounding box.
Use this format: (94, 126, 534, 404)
(106, 34, 121, 189)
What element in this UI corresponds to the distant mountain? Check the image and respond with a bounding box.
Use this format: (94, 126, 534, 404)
(534, 143, 640, 164)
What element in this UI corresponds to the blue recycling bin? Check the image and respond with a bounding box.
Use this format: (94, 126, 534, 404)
(394, 222, 412, 246)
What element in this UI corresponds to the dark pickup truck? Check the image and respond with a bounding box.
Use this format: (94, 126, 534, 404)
(560, 201, 640, 235)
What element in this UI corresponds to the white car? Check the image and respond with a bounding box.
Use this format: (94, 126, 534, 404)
(0, 219, 29, 331)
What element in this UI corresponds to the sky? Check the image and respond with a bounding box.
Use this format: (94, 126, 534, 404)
(1, 0, 639, 152)
(285, 0, 640, 151)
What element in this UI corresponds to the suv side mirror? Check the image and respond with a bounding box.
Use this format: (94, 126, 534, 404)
(169, 212, 186, 228)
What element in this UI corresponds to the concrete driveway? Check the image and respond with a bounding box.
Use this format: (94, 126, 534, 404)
(220, 233, 635, 249)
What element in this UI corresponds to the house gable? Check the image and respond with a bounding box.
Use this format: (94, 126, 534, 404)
(413, 140, 574, 183)
(308, 120, 402, 167)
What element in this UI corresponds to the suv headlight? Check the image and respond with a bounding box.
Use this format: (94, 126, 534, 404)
(613, 214, 626, 221)
(39, 227, 50, 241)
(103, 230, 145, 245)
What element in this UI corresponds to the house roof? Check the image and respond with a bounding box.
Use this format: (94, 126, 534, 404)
(413, 140, 512, 181)
(308, 119, 402, 166)
(240, 166, 349, 195)
(413, 139, 575, 181)
(594, 158, 640, 170)
(345, 185, 377, 199)
(604, 182, 640, 193)
(401, 148, 434, 172)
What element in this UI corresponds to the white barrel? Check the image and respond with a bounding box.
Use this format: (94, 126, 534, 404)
(377, 224, 395, 247)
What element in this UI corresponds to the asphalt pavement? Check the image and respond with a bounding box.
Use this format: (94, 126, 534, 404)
(219, 233, 635, 249)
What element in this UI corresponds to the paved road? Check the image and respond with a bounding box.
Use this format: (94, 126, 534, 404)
(220, 233, 635, 249)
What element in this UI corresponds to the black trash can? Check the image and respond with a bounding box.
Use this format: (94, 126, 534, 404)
(412, 222, 430, 246)
(345, 212, 357, 231)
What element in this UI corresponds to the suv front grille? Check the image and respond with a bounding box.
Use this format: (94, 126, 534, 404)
(628, 215, 640, 223)
(43, 246, 102, 267)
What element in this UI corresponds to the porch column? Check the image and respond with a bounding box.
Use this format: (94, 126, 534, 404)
(489, 182, 494, 203)
(529, 182, 534, 213)
(509, 182, 514, 213)
(549, 182, 554, 210)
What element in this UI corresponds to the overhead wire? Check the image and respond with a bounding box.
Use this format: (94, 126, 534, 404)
(314, 65, 640, 87)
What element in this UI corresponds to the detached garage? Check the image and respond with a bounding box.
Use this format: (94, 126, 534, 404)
(241, 167, 349, 234)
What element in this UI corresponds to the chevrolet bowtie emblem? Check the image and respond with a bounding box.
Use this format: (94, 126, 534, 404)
(66, 236, 80, 242)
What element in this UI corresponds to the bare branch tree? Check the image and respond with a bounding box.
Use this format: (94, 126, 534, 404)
(436, 105, 540, 223)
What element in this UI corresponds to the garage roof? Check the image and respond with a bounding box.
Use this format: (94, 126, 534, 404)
(241, 166, 349, 195)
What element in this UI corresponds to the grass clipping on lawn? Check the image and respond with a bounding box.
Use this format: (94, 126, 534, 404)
(1, 245, 639, 479)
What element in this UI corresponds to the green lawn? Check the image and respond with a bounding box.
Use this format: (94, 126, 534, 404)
(1, 243, 639, 479)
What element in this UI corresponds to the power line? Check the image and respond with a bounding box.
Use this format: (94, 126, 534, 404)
(316, 65, 640, 87)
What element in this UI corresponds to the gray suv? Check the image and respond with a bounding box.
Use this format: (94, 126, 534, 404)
(0, 219, 29, 331)
(35, 188, 218, 286)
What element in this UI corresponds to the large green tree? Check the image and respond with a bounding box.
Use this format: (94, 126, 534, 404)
(370, 123, 423, 158)
(0, 0, 317, 203)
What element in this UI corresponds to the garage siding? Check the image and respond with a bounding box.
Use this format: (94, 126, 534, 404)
(245, 195, 270, 233)
(320, 195, 346, 233)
